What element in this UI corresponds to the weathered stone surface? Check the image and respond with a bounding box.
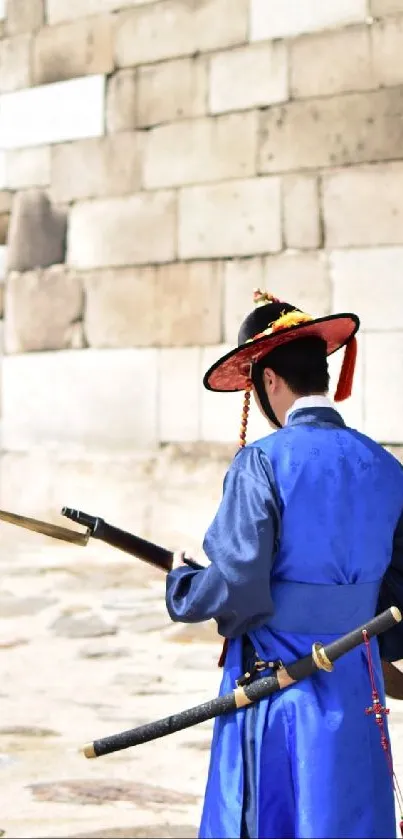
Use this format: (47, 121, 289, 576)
(372, 16, 403, 87)
(0, 34, 32, 93)
(0, 213, 9, 244)
(0, 75, 105, 149)
(30, 779, 197, 806)
(0, 593, 57, 617)
(250, 0, 368, 40)
(5, 145, 50, 188)
(259, 87, 403, 173)
(0, 150, 5, 188)
(283, 175, 321, 249)
(115, 0, 249, 67)
(7, 190, 67, 272)
(137, 56, 207, 128)
(370, 0, 403, 13)
(223, 252, 330, 343)
(364, 333, 403, 443)
(68, 192, 176, 269)
(1, 348, 159, 448)
(330, 247, 403, 329)
(46, 0, 156, 25)
(6, 0, 44, 34)
(0, 190, 13, 214)
(51, 135, 142, 203)
(290, 26, 373, 98)
(79, 642, 130, 659)
(0, 245, 7, 280)
(323, 163, 403, 247)
(33, 16, 113, 86)
(105, 69, 136, 133)
(159, 348, 201, 442)
(84, 261, 222, 348)
(50, 613, 117, 638)
(209, 41, 287, 114)
(143, 113, 257, 189)
(178, 177, 281, 259)
(5, 266, 83, 353)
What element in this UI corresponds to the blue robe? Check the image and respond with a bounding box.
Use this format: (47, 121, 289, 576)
(166, 407, 403, 839)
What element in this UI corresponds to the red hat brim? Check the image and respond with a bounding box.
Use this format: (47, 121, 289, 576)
(204, 314, 360, 392)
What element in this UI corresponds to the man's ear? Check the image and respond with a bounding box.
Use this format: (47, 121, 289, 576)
(263, 367, 276, 392)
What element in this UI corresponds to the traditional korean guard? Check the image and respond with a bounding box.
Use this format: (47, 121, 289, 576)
(166, 291, 403, 839)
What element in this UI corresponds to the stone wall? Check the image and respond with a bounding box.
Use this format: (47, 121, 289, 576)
(0, 0, 402, 533)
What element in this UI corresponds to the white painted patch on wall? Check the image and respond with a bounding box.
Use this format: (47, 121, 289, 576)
(0, 75, 105, 150)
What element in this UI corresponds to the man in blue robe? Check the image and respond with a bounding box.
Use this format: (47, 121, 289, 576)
(165, 290, 403, 839)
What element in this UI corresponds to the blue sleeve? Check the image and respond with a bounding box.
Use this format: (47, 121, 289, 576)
(377, 509, 403, 661)
(165, 446, 279, 638)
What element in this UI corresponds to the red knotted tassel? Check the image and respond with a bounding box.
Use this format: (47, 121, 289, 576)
(334, 335, 357, 403)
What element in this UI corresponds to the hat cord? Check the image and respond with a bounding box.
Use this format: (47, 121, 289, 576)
(239, 382, 251, 448)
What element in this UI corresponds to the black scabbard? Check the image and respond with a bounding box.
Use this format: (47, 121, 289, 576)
(83, 606, 401, 760)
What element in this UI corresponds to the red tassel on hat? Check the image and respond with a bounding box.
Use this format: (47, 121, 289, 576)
(334, 336, 357, 403)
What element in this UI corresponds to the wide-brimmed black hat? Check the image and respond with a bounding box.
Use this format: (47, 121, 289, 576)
(203, 290, 360, 446)
(204, 290, 359, 395)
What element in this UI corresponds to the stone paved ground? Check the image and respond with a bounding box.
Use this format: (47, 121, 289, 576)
(2, 530, 403, 838)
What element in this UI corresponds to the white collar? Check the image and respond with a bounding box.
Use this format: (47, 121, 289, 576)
(285, 395, 334, 424)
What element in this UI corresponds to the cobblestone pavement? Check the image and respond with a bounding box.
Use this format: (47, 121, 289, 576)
(2, 532, 403, 838)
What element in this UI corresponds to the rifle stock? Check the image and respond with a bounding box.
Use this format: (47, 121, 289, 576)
(61, 507, 202, 572)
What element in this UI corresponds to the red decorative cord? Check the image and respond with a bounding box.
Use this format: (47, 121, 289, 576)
(363, 629, 403, 835)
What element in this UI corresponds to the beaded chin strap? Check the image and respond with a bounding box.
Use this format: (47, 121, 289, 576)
(239, 377, 252, 449)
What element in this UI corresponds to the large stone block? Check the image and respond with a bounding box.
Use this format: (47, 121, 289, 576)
(67, 191, 176, 269)
(330, 247, 403, 330)
(137, 56, 207, 128)
(46, 0, 156, 25)
(0, 34, 32, 93)
(84, 261, 222, 347)
(4, 266, 83, 353)
(33, 16, 113, 86)
(0, 245, 6, 279)
(178, 177, 281, 260)
(0, 213, 9, 245)
(143, 113, 257, 189)
(0, 75, 105, 149)
(372, 17, 403, 88)
(2, 348, 159, 449)
(159, 348, 201, 442)
(0, 0, 4, 18)
(323, 163, 403, 247)
(7, 190, 67, 272)
(209, 42, 287, 115)
(258, 87, 403, 174)
(364, 333, 403, 443)
(250, 0, 368, 40)
(51, 134, 142, 203)
(370, 0, 403, 14)
(290, 26, 373, 99)
(223, 252, 330, 343)
(5, 145, 50, 189)
(283, 175, 321, 249)
(105, 69, 136, 133)
(114, 0, 248, 67)
(6, 0, 44, 34)
(0, 151, 5, 188)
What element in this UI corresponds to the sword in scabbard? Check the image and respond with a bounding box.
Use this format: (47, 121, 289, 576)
(82, 606, 402, 760)
(0, 506, 203, 572)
